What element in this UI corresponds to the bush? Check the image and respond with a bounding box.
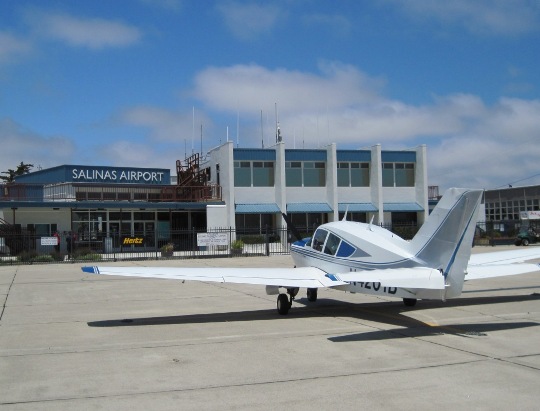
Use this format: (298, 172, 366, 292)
(49, 251, 65, 261)
(237, 234, 281, 244)
(31, 255, 55, 263)
(231, 239, 244, 249)
(77, 253, 102, 261)
(17, 250, 39, 262)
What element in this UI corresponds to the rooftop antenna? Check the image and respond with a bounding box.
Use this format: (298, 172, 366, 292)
(326, 103, 330, 145)
(275, 103, 282, 143)
(236, 110, 239, 148)
(200, 124, 203, 156)
(192, 107, 195, 154)
(260, 109, 264, 148)
(226, 126, 229, 142)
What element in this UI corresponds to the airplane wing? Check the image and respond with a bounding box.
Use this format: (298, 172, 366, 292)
(82, 266, 348, 288)
(466, 248, 540, 280)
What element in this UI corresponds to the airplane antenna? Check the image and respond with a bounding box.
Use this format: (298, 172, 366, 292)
(368, 215, 375, 231)
(342, 205, 349, 221)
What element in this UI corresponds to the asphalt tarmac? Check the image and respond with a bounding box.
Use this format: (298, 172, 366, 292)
(1, 246, 539, 410)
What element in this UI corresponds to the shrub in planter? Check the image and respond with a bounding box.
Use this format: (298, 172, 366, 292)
(230, 240, 244, 256)
(161, 243, 174, 257)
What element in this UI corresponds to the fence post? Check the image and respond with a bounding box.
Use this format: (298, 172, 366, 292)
(265, 224, 269, 256)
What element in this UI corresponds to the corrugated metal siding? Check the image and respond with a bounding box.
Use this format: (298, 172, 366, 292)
(381, 151, 416, 162)
(336, 150, 371, 162)
(287, 203, 333, 213)
(285, 149, 327, 161)
(235, 203, 281, 213)
(233, 149, 276, 161)
(383, 202, 423, 212)
(338, 203, 378, 212)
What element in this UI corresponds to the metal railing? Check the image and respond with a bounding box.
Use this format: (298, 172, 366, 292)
(1, 220, 524, 265)
(0, 182, 222, 203)
(0, 227, 294, 265)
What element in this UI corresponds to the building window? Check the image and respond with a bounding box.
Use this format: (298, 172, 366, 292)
(234, 161, 251, 187)
(252, 161, 274, 187)
(286, 161, 326, 187)
(285, 162, 302, 186)
(338, 162, 369, 187)
(337, 163, 349, 186)
(383, 163, 415, 187)
(234, 161, 274, 187)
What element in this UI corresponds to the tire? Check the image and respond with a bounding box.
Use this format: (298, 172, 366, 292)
(515, 239, 522, 246)
(307, 288, 318, 302)
(522, 238, 530, 246)
(277, 294, 290, 315)
(403, 298, 417, 307)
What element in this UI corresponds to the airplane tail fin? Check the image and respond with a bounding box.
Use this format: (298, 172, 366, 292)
(410, 188, 483, 298)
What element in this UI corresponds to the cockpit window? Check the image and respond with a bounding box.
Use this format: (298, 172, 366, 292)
(336, 240, 355, 257)
(311, 229, 328, 252)
(324, 233, 341, 255)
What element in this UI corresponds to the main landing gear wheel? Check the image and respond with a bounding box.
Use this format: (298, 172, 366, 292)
(276, 288, 299, 315)
(307, 288, 318, 302)
(277, 294, 291, 315)
(403, 298, 417, 307)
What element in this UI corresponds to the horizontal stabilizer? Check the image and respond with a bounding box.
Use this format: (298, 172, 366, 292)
(82, 266, 348, 289)
(334, 267, 446, 290)
(466, 263, 540, 280)
(469, 248, 540, 265)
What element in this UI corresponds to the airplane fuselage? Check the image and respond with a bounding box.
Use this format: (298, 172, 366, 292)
(290, 221, 441, 300)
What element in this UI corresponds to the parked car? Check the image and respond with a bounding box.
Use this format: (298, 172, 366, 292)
(515, 227, 540, 246)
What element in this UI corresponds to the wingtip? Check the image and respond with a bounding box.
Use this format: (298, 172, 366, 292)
(82, 266, 98, 274)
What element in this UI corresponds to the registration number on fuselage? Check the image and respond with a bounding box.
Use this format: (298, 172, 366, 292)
(349, 281, 397, 295)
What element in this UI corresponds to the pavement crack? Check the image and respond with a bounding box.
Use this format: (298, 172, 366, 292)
(0, 266, 18, 322)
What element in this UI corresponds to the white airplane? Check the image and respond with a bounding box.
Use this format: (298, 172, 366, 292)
(82, 188, 540, 315)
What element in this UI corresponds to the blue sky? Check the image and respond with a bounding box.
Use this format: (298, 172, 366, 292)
(1, 0, 540, 190)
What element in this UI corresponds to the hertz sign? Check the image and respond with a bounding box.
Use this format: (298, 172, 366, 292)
(122, 237, 145, 246)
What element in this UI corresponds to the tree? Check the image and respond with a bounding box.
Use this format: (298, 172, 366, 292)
(0, 162, 34, 183)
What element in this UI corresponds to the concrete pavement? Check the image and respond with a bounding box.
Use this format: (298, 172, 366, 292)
(1, 247, 539, 410)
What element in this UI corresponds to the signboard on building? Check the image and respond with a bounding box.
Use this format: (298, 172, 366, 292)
(197, 232, 229, 247)
(71, 167, 169, 184)
(520, 211, 540, 220)
(122, 236, 145, 246)
(41, 237, 58, 246)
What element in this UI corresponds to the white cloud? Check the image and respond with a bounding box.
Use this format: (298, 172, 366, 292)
(193, 62, 385, 114)
(0, 32, 31, 63)
(216, 2, 284, 40)
(0, 118, 76, 170)
(385, 0, 540, 36)
(118, 106, 214, 143)
(29, 11, 142, 50)
(189, 62, 540, 189)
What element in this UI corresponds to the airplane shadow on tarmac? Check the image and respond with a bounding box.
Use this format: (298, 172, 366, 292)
(88, 293, 540, 342)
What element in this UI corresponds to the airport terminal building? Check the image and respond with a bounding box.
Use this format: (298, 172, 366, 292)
(0, 142, 428, 254)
